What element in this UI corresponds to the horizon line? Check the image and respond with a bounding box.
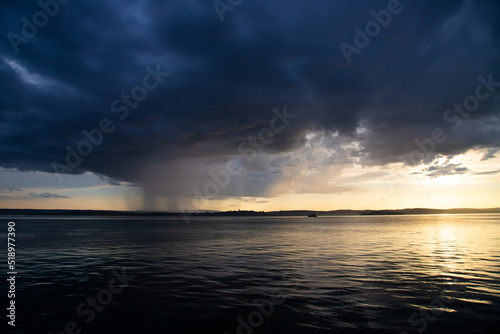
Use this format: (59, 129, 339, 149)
(1, 207, 500, 214)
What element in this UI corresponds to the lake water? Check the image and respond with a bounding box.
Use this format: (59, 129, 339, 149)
(1, 214, 499, 333)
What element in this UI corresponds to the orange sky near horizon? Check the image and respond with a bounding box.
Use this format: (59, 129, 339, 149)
(2, 149, 499, 212)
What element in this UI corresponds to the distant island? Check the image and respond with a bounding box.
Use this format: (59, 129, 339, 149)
(1, 208, 500, 217)
(361, 210, 406, 215)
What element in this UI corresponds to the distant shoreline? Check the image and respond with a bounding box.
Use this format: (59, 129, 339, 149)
(1, 208, 499, 217)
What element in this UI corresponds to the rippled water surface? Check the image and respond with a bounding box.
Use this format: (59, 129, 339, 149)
(1, 214, 500, 333)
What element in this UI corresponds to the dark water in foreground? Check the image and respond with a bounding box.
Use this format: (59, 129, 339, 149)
(1, 214, 500, 334)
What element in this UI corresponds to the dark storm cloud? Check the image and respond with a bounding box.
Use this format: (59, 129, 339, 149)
(1, 0, 500, 189)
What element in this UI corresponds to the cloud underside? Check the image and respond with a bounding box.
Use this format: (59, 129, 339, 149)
(28, 192, 69, 199)
(1, 0, 500, 199)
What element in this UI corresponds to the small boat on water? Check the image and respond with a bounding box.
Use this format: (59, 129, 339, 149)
(307, 213, 317, 217)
